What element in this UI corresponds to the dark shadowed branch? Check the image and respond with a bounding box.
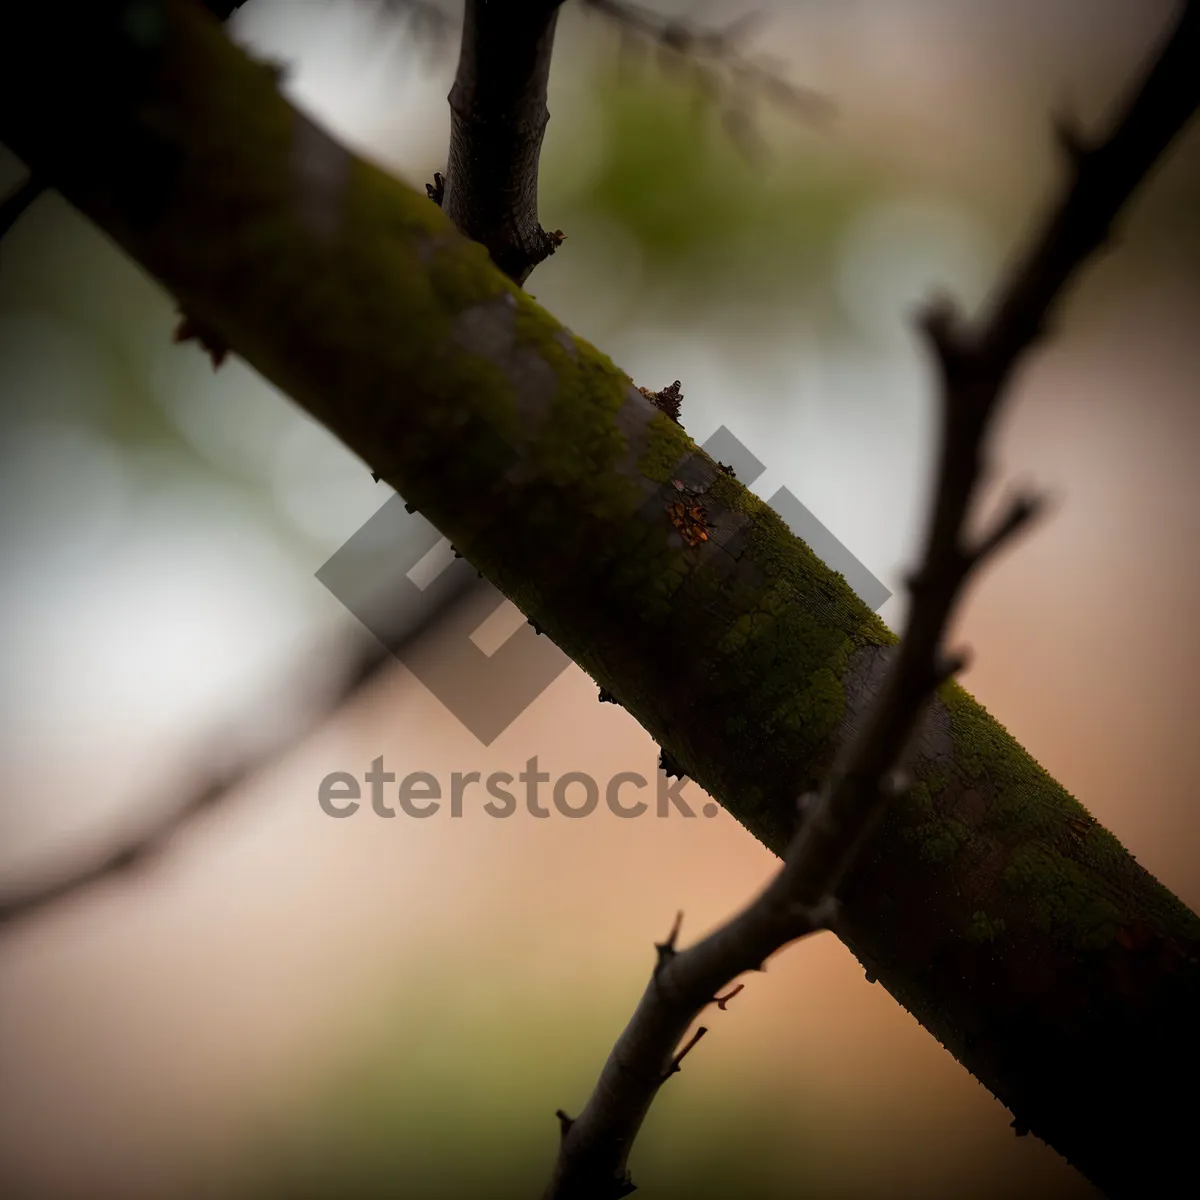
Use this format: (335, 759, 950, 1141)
(581, 0, 834, 159)
(541, 4, 1200, 1196)
(440, 0, 566, 284)
(0, 0, 376, 934)
(432, 1, 830, 282)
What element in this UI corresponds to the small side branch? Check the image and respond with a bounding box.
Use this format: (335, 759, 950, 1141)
(442, 0, 565, 285)
(541, 5, 1200, 1196)
(582, 0, 833, 158)
(0, 634, 393, 932)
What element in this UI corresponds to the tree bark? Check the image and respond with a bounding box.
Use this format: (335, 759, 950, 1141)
(443, 0, 564, 283)
(1, 3, 1197, 1195)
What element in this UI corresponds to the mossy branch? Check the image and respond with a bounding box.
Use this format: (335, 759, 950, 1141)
(0, 3, 1198, 1198)
(543, 7, 1200, 1194)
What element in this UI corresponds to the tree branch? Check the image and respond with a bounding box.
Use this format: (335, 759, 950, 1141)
(2, 4, 1198, 1195)
(441, 0, 565, 284)
(0, 632, 392, 932)
(581, 0, 833, 159)
(542, 6, 1200, 1194)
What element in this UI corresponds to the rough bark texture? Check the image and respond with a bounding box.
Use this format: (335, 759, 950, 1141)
(2, 3, 1197, 1195)
(444, 0, 563, 283)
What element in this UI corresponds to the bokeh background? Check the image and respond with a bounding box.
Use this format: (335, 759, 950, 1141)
(1, 1, 1198, 1196)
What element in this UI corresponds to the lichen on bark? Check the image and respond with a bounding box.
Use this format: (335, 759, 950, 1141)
(3, 4, 1198, 1194)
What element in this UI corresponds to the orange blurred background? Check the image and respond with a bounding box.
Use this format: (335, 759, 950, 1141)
(0, 2, 1196, 1196)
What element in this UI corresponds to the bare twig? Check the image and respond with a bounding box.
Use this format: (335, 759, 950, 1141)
(542, 4, 1200, 1196)
(374, 0, 459, 48)
(440, 0, 566, 284)
(0, 632, 394, 932)
(0, 0, 402, 937)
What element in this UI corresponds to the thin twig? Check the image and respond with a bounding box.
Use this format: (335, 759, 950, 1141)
(582, 0, 833, 160)
(541, 4, 1200, 1196)
(0, 632, 393, 932)
(0, 0, 392, 936)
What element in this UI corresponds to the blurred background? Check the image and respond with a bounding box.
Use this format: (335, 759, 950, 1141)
(1, 0, 1197, 1196)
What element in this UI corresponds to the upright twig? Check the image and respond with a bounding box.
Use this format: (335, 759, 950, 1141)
(432, 1, 830, 281)
(441, 0, 566, 284)
(542, 4, 1200, 1196)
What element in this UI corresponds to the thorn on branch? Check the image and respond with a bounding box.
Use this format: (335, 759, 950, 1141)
(598, 688, 617, 704)
(638, 379, 683, 424)
(404, 502, 418, 513)
(655, 910, 684, 968)
(172, 309, 228, 369)
(968, 489, 1048, 566)
(916, 292, 967, 368)
(529, 619, 543, 636)
(540, 225, 567, 257)
(658, 747, 687, 780)
(371, 471, 381, 482)
(934, 650, 971, 687)
(556, 1109, 574, 1138)
(1011, 1119, 1030, 1138)
(426, 171, 445, 206)
(1052, 107, 1092, 169)
(713, 984, 744, 1010)
(662, 1026, 708, 1079)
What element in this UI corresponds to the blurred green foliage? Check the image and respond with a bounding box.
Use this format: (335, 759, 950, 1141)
(546, 65, 882, 325)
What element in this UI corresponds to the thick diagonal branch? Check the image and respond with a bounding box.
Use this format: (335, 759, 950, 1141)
(2, 4, 1198, 1196)
(542, 8, 1200, 1192)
